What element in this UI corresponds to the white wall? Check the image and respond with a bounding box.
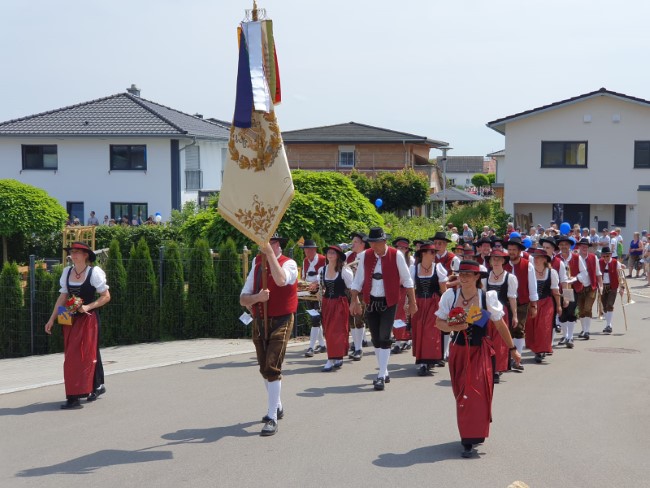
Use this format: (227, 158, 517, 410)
(0, 137, 175, 221)
(180, 139, 228, 206)
(502, 95, 650, 223)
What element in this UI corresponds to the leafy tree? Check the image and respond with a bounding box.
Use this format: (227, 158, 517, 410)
(486, 173, 496, 185)
(160, 241, 185, 340)
(102, 239, 127, 346)
(94, 224, 179, 260)
(366, 169, 430, 212)
(0, 262, 26, 358)
(0, 180, 68, 263)
(184, 238, 216, 338)
(126, 238, 158, 343)
(214, 238, 244, 338)
(471, 173, 490, 188)
(447, 198, 512, 239)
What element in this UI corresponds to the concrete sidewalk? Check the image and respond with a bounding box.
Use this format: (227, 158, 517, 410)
(0, 337, 305, 395)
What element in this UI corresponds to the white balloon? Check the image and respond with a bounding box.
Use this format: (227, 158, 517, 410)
(155, 215, 162, 223)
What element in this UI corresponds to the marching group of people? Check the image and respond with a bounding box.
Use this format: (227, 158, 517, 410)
(240, 224, 633, 458)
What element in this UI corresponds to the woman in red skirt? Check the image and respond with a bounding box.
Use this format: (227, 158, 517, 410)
(319, 245, 353, 372)
(525, 248, 561, 364)
(436, 260, 521, 458)
(409, 242, 448, 376)
(45, 242, 111, 409)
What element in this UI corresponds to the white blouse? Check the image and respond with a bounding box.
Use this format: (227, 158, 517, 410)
(409, 262, 448, 282)
(435, 288, 505, 322)
(484, 271, 519, 298)
(59, 266, 109, 294)
(319, 265, 354, 288)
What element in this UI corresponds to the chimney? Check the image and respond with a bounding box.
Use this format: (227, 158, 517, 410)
(126, 84, 141, 97)
(194, 113, 203, 119)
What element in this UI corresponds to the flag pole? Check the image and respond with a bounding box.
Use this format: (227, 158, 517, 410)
(261, 251, 269, 343)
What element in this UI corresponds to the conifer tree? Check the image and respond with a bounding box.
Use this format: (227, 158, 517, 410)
(215, 238, 244, 338)
(103, 239, 127, 345)
(160, 241, 184, 340)
(0, 262, 26, 358)
(23, 264, 55, 355)
(126, 238, 158, 343)
(184, 238, 216, 338)
(47, 264, 65, 353)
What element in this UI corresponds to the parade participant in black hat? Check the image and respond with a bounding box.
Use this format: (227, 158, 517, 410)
(475, 237, 494, 267)
(504, 236, 539, 365)
(409, 242, 448, 376)
(350, 227, 416, 390)
(567, 238, 602, 340)
(391, 237, 414, 354)
(319, 245, 354, 372)
(346, 232, 370, 359)
(598, 246, 625, 334)
(240, 234, 298, 436)
(45, 242, 111, 409)
(555, 235, 578, 347)
(301, 239, 327, 357)
(435, 260, 520, 458)
(430, 231, 459, 275)
(540, 236, 568, 342)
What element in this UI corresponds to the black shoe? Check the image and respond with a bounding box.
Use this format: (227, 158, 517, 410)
(305, 348, 314, 357)
(334, 360, 343, 369)
(352, 349, 362, 361)
(262, 407, 283, 423)
(60, 399, 82, 410)
(434, 360, 446, 367)
(557, 337, 567, 346)
(493, 372, 500, 384)
(87, 385, 106, 402)
(384, 375, 390, 383)
(362, 339, 369, 347)
(534, 353, 543, 364)
(260, 419, 278, 436)
(578, 331, 585, 338)
(417, 365, 428, 376)
(402, 342, 411, 351)
(348, 345, 355, 358)
(583, 333, 590, 340)
(373, 377, 385, 391)
(461, 444, 474, 458)
(317, 345, 326, 354)
(603, 326, 612, 333)
(566, 340, 574, 349)
(510, 358, 524, 371)
(554, 325, 561, 333)
(391, 344, 401, 354)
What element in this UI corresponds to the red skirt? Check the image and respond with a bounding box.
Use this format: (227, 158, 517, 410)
(321, 296, 350, 359)
(392, 287, 411, 341)
(63, 312, 98, 396)
(488, 307, 510, 373)
(525, 296, 554, 354)
(449, 336, 494, 440)
(410, 295, 442, 363)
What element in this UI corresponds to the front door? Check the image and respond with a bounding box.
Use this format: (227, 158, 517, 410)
(562, 204, 590, 229)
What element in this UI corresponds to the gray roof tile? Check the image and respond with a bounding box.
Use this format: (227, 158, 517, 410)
(436, 156, 485, 173)
(0, 93, 230, 139)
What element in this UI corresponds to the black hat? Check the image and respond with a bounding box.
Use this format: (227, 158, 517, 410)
(488, 250, 510, 262)
(529, 248, 551, 262)
(323, 245, 346, 261)
(299, 239, 319, 249)
(506, 236, 527, 250)
(475, 236, 493, 247)
(350, 231, 367, 241)
(429, 231, 451, 243)
(269, 233, 289, 247)
(64, 241, 96, 262)
(577, 238, 590, 247)
(366, 227, 388, 242)
(601, 246, 612, 254)
(555, 235, 574, 245)
(414, 241, 436, 259)
(413, 239, 426, 247)
(392, 236, 410, 247)
(539, 237, 559, 249)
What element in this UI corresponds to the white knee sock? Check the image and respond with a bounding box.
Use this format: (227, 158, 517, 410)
(309, 327, 319, 349)
(567, 321, 575, 340)
(443, 334, 450, 359)
(318, 326, 326, 347)
(514, 338, 525, 354)
(267, 380, 281, 421)
(581, 317, 591, 334)
(560, 322, 568, 338)
(377, 348, 390, 378)
(324, 359, 332, 369)
(352, 328, 363, 350)
(605, 311, 613, 327)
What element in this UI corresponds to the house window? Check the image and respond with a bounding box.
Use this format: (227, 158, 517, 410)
(185, 145, 202, 190)
(111, 202, 148, 225)
(110, 145, 147, 170)
(22, 145, 58, 170)
(634, 141, 650, 168)
(338, 146, 355, 168)
(541, 141, 587, 168)
(614, 204, 626, 227)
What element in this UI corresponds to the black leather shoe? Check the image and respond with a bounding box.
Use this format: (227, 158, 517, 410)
(373, 377, 385, 391)
(334, 360, 343, 369)
(262, 407, 284, 423)
(461, 444, 474, 458)
(87, 385, 106, 402)
(60, 399, 82, 410)
(384, 375, 390, 383)
(391, 345, 401, 354)
(362, 339, 369, 347)
(493, 372, 500, 384)
(534, 353, 543, 363)
(352, 350, 362, 361)
(554, 325, 561, 333)
(566, 340, 574, 349)
(603, 326, 612, 333)
(583, 333, 590, 340)
(557, 337, 567, 346)
(434, 360, 446, 367)
(578, 331, 585, 338)
(417, 365, 427, 376)
(260, 419, 278, 436)
(305, 348, 314, 357)
(510, 358, 524, 371)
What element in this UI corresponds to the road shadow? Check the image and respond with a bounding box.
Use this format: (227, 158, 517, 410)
(373, 441, 479, 467)
(199, 358, 258, 370)
(296, 383, 374, 397)
(0, 401, 64, 416)
(16, 448, 173, 477)
(160, 420, 260, 444)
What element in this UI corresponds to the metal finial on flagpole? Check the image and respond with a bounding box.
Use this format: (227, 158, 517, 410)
(245, 1, 266, 21)
(252, 1, 258, 21)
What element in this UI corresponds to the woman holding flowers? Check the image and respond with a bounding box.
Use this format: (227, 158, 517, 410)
(435, 260, 521, 458)
(45, 242, 110, 409)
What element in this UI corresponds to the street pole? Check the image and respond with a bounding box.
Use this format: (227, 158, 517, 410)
(440, 146, 452, 225)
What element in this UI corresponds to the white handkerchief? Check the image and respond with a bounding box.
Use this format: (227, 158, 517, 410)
(239, 312, 253, 325)
(562, 289, 575, 301)
(393, 319, 407, 329)
(306, 309, 320, 317)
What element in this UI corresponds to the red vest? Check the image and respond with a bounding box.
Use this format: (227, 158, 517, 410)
(505, 258, 531, 304)
(362, 247, 400, 307)
(599, 258, 619, 289)
(346, 252, 358, 264)
(551, 255, 562, 274)
(568, 253, 598, 292)
(252, 254, 298, 318)
(436, 251, 457, 274)
(302, 254, 326, 280)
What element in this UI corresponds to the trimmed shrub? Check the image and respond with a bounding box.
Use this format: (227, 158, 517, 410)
(126, 238, 158, 343)
(184, 238, 216, 338)
(102, 239, 127, 346)
(23, 264, 56, 355)
(160, 241, 185, 340)
(214, 238, 244, 338)
(46, 265, 65, 353)
(0, 262, 26, 358)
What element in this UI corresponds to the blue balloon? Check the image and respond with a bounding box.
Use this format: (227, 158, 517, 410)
(560, 222, 571, 235)
(375, 198, 383, 208)
(522, 237, 533, 249)
(509, 232, 521, 239)
(569, 236, 576, 250)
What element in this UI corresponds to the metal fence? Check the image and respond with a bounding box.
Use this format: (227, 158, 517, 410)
(0, 250, 314, 359)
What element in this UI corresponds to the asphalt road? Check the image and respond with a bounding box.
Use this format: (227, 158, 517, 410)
(2, 283, 650, 488)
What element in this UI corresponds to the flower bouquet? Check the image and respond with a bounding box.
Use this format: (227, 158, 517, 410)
(57, 295, 83, 326)
(447, 307, 467, 326)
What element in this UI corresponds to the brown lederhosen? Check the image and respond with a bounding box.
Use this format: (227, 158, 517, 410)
(600, 284, 617, 312)
(252, 314, 294, 382)
(576, 287, 597, 318)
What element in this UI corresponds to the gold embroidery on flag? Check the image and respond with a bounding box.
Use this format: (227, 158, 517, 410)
(229, 112, 282, 172)
(234, 195, 279, 238)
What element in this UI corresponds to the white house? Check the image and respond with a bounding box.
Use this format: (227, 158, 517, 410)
(487, 88, 650, 235)
(0, 87, 230, 224)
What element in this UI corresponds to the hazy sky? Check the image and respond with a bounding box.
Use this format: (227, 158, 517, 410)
(2, 0, 650, 156)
